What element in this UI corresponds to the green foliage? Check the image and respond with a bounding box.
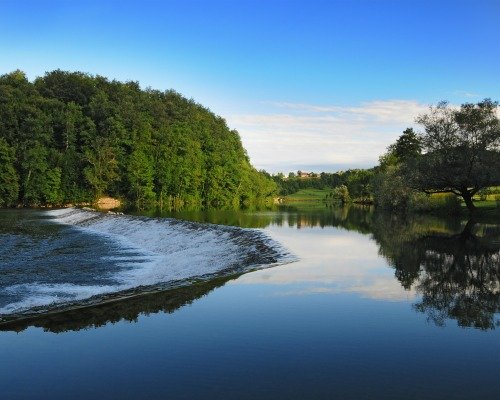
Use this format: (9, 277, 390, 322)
(331, 185, 350, 204)
(408, 192, 462, 215)
(372, 165, 414, 210)
(20, 145, 57, 206)
(0, 138, 19, 206)
(272, 169, 369, 198)
(373, 156, 462, 215)
(41, 167, 63, 205)
(83, 137, 120, 198)
(127, 149, 155, 208)
(411, 99, 500, 211)
(373, 99, 500, 214)
(387, 127, 422, 163)
(345, 169, 374, 202)
(0, 70, 276, 208)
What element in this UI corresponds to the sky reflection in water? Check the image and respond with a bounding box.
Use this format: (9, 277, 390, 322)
(235, 224, 416, 302)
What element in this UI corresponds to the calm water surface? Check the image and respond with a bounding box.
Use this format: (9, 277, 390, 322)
(0, 205, 499, 399)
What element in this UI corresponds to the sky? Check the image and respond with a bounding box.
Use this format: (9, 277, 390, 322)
(1, 0, 499, 173)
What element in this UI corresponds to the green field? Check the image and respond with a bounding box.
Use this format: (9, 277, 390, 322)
(283, 188, 333, 202)
(472, 200, 499, 208)
(469, 187, 500, 215)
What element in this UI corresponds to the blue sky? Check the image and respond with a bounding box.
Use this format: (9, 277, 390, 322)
(1, 0, 499, 172)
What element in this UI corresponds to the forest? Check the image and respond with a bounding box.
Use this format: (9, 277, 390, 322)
(0, 70, 277, 209)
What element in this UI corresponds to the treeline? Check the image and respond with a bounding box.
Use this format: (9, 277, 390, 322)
(272, 99, 500, 213)
(0, 70, 277, 208)
(270, 169, 374, 202)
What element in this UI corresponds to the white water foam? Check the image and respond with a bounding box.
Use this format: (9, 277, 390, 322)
(1, 283, 119, 315)
(1, 208, 291, 315)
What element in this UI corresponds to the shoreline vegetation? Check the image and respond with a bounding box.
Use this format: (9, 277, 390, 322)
(0, 70, 277, 210)
(272, 99, 499, 217)
(0, 69, 498, 217)
(278, 188, 500, 217)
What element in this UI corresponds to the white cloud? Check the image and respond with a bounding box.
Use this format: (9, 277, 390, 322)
(452, 90, 481, 99)
(226, 99, 429, 172)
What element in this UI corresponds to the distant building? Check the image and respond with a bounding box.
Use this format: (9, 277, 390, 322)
(297, 171, 317, 179)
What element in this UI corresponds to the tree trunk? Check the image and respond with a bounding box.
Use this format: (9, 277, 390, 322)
(461, 190, 476, 212)
(461, 217, 477, 239)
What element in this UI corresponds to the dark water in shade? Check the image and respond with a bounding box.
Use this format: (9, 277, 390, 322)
(0, 205, 499, 399)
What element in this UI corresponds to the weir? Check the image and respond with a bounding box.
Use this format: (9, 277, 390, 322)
(0, 208, 293, 317)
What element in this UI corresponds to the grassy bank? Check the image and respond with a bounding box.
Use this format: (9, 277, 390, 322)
(283, 188, 333, 202)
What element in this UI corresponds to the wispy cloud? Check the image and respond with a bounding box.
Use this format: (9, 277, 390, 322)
(263, 100, 428, 123)
(226, 100, 429, 173)
(452, 90, 482, 99)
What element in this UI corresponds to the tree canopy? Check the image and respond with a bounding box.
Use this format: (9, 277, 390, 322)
(387, 127, 422, 164)
(0, 70, 277, 209)
(411, 99, 500, 211)
(371, 99, 500, 212)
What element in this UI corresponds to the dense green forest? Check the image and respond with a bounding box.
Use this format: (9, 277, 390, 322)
(0, 70, 277, 209)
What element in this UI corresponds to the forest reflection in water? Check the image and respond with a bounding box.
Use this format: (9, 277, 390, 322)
(371, 212, 500, 330)
(2, 204, 499, 333)
(0, 275, 235, 333)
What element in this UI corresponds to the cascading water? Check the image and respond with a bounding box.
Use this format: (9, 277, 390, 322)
(0, 208, 293, 317)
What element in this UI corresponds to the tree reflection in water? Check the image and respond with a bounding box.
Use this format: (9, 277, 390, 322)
(0, 276, 235, 333)
(374, 215, 500, 330)
(263, 204, 499, 330)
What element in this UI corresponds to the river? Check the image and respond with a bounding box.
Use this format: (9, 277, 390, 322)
(0, 205, 499, 399)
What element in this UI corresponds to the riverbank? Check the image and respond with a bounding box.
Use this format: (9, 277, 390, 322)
(281, 188, 500, 217)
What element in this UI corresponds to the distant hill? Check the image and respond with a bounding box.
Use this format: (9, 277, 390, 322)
(0, 70, 276, 208)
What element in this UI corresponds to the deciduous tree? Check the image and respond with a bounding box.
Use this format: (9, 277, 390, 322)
(411, 99, 500, 211)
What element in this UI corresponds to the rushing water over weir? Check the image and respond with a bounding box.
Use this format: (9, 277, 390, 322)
(0, 208, 293, 318)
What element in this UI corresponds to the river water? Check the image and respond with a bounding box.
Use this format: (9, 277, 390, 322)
(0, 205, 499, 399)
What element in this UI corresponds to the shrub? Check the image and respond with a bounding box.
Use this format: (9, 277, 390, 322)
(409, 192, 461, 214)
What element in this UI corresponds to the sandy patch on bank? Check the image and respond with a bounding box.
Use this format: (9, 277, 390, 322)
(96, 197, 121, 210)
